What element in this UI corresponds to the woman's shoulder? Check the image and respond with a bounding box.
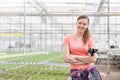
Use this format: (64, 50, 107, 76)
(89, 36, 94, 41)
(64, 34, 74, 38)
(87, 36, 94, 43)
(64, 34, 74, 43)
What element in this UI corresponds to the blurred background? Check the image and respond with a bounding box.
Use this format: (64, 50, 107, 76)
(0, 0, 120, 80)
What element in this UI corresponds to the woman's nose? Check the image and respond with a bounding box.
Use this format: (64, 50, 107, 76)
(80, 24, 84, 27)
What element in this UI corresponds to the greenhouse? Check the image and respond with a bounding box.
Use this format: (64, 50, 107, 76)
(0, 0, 120, 80)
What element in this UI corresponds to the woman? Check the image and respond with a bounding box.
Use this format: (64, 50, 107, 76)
(63, 15, 102, 80)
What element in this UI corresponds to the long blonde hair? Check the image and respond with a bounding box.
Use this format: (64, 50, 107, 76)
(77, 15, 91, 45)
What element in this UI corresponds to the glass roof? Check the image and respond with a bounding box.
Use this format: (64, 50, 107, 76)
(0, 0, 120, 16)
(40, 0, 100, 13)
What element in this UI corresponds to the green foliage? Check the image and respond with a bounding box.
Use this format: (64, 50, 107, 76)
(0, 64, 21, 71)
(0, 52, 69, 79)
(51, 57, 64, 63)
(0, 65, 70, 80)
(0, 52, 63, 62)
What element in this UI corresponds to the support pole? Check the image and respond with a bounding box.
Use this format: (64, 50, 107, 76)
(107, 0, 110, 74)
(23, 0, 26, 54)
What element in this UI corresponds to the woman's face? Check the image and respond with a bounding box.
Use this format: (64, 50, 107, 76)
(76, 18, 89, 33)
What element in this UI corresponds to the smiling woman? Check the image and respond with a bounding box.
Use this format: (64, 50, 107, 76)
(63, 15, 102, 80)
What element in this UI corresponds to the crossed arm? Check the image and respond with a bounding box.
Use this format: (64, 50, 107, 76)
(63, 44, 98, 65)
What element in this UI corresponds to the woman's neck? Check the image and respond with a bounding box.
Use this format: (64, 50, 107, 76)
(75, 32, 83, 37)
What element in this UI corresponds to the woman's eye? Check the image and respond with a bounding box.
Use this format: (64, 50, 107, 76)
(79, 22, 86, 25)
(79, 22, 81, 24)
(83, 23, 86, 25)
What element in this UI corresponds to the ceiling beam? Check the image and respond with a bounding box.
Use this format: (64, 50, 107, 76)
(0, 12, 120, 16)
(33, 0, 47, 14)
(97, 0, 105, 12)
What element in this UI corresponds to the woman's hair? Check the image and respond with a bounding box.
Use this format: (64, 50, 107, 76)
(77, 15, 91, 45)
